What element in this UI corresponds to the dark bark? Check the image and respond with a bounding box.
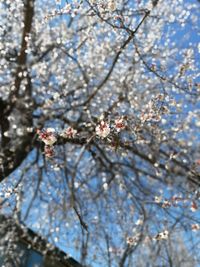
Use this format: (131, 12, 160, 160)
(0, 0, 35, 181)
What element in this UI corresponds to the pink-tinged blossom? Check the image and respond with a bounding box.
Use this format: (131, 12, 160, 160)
(44, 145, 55, 158)
(37, 128, 57, 146)
(114, 117, 125, 132)
(191, 224, 200, 231)
(126, 236, 135, 246)
(61, 127, 77, 139)
(95, 121, 110, 138)
(196, 159, 200, 165)
(191, 201, 198, 212)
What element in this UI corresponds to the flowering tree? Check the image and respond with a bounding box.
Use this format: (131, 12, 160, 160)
(0, 0, 200, 266)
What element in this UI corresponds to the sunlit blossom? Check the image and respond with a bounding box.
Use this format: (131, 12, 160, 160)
(154, 230, 169, 240)
(95, 121, 110, 138)
(37, 128, 57, 146)
(61, 127, 77, 139)
(114, 117, 125, 132)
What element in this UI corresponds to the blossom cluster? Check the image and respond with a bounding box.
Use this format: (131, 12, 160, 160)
(141, 94, 169, 124)
(60, 127, 77, 139)
(95, 117, 126, 138)
(126, 230, 169, 247)
(37, 128, 57, 146)
(90, 0, 116, 12)
(154, 195, 198, 212)
(37, 127, 77, 158)
(37, 117, 126, 157)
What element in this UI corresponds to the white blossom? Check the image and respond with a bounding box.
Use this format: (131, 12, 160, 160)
(114, 117, 125, 132)
(191, 224, 200, 231)
(154, 196, 162, 203)
(37, 128, 57, 146)
(95, 121, 110, 138)
(154, 230, 169, 240)
(61, 127, 77, 139)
